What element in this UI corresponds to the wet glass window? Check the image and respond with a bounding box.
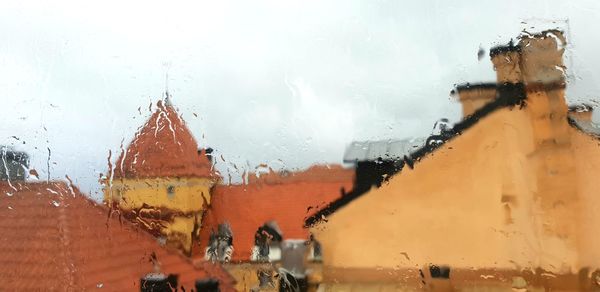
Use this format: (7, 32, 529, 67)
(2, 2, 600, 291)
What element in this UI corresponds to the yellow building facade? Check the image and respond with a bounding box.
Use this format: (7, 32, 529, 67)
(309, 30, 600, 290)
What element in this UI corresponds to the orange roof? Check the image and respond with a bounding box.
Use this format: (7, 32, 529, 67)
(0, 181, 235, 291)
(196, 165, 354, 261)
(113, 99, 214, 179)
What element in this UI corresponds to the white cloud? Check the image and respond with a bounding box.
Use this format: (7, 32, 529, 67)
(1, 0, 600, 199)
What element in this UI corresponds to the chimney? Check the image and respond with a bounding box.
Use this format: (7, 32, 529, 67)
(518, 30, 570, 145)
(195, 278, 219, 292)
(490, 31, 569, 145)
(451, 83, 497, 117)
(569, 104, 594, 122)
(140, 273, 177, 292)
(518, 30, 567, 86)
(498, 30, 579, 268)
(490, 40, 523, 84)
(0, 147, 29, 181)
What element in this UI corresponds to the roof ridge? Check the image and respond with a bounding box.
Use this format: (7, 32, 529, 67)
(56, 202, 77, 288)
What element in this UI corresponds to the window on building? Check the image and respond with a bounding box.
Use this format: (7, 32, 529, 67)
(307, 234, 322, 262)
(166, 185, 175, 199)
(429, 265, 450, 279)
(309, 240, 322, 262)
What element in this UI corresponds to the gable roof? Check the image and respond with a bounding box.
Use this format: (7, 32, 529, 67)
(113, 99, 214, 179)
(0, 181, 235, 291)
(196, 165, 354, 262)
(304, 82, 528, 227)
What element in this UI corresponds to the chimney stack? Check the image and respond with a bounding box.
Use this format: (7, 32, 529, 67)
(452, 83, 497, 118)
(490, 31, 567, 87)
(140, 273, 177, 292)
(495, 30, 578, 268)
(490, 41, 523, 84)
(518, 30, 567, 86)
(0, 147, 29, 181)
(195, 278, 219, 292)
(519, 30, 570, 145)
(489, 30, 569, 145)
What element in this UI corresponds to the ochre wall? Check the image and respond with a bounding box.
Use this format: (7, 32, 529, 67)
(312, 31, 597, 283)
(312, 106, 591, 276)
(103, 177, 214, 254)
(104, 177, 213, 212)
(225, 263, 265, 292)
(571, 129, 600, 268)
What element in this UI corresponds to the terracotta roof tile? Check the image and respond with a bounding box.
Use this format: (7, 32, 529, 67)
(196, 165, 354, 261)
(113, 100, 214, 179)
(0, 181, 235, 291)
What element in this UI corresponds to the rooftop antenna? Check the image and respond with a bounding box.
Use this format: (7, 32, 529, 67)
(163, 62, 172, 106)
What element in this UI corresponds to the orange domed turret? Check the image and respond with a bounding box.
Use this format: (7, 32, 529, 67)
(105, 96, 219, 256)
(114, 99, 214, 179)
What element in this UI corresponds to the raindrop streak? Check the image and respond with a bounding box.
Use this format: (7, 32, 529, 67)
(46, 147, 51, 182)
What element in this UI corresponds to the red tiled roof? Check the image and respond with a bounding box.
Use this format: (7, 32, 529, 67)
(196, 165, 354, 261)
(113, 100, 214, 179)
(248, 164, 356, 185)
(0, 181, 235, 291)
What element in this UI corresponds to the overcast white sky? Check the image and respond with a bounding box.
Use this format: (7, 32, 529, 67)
(1, 0, 599, 200)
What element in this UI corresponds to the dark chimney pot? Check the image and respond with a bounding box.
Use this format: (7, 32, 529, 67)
(195, 278, 219, 292)
(140, 273, 177, 292)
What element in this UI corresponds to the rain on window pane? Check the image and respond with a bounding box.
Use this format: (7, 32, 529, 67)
(2, 2, 600, 291)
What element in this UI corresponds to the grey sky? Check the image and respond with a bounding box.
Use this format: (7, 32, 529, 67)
(1, 0, 599, 200)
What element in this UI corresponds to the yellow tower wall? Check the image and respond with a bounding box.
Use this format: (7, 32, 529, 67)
(104, 177, 214, 254)
(105, 177, 213, 212)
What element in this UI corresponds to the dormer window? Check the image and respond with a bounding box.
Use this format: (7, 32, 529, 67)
(205, 223, 234, 262)
(251, 221, 283, 262)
